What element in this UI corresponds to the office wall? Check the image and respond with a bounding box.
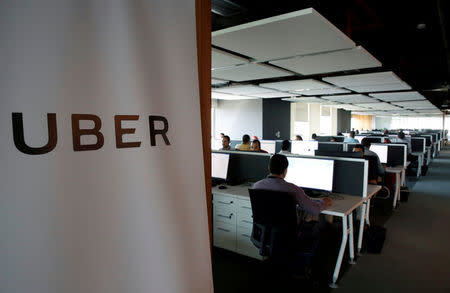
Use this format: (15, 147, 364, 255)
(375, 116, 392, 129)
(331, 107, 338, 135)
(215, 99, 263, 140)
(309, 104, 321, 138)
(337, 109, 351, 133)
(262, 98, 291, 139)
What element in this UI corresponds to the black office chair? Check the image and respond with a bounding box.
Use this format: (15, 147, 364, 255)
(248, 189, 317, 275)
(364, 155, 380, 185)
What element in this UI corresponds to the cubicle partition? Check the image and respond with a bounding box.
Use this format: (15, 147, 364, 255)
(318, 142, 345, 152)
(316, 136, 345, 142)
(372, 143, 407, 167)
(411, 137, 426, 153)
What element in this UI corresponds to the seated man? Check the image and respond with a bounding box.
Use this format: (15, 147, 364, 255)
(361, 138, 385, 177)
(295, 135, 303, 141)
(279, 140, 291, 155)
(390, 131, 411, 154)
(344, 131, 359, 143)
(253, 154, 332, 221)
(252, 154, 333, 274)
(235, 134, 251, 151)
(311, 133, 317, 141)
(251, 139, 268, 153)
(220, 135, 233, 151)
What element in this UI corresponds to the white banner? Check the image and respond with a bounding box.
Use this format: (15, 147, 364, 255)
(0, 1, 213, 292)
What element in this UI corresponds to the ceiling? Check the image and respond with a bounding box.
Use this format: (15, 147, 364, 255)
(211, 0, 450, 112)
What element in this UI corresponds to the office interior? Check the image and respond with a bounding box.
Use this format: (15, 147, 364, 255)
(207, 1, 450, 292)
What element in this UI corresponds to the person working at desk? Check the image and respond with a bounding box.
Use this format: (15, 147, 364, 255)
(311, 133, 318, 141)
(391, 131, 411, 154)
(344, 131, 359, 143)
(279, 140, 291, 155)
(295, 135, 303, 141)
(251, 139, 268, 153)
(252, 154, 332, 216)
(236, 134, 251, 151)
(220, 135, 233, 151)
(361, 138, 385, 176)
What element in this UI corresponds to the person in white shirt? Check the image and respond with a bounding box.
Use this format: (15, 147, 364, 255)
(278, 140, 291, 155)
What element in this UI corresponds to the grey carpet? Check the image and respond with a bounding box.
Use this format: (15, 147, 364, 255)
(337, 147, 450, 292)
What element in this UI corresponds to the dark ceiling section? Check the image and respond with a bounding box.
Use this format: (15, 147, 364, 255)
(211, 0, 450, 110)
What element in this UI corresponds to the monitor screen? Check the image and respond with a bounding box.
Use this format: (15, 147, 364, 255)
(370, 144, 388, 164)
(211, 153, 230, 180)
(291, 140, 318, 156)
(260, 141, 276, 154)
(284, 157, 334, 192)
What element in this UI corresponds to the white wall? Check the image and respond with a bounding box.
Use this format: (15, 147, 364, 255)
(375, 116, 392, 129)
(309, 104, 321, 138)
(214, 99, 263, 140)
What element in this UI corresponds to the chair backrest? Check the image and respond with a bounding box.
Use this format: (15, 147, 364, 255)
(364, 155, 379, 183)
(248, 189, 298, 259)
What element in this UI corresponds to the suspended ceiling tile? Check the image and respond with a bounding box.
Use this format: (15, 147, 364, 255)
(260, 79, 333, 91)
(345, 82, 412, 93)
(212, 8, 355, 61)
(333, 104, 370, 111)
(212, 48, 248, 69)
(212, 63, 292, 81)
(369, 91, 426, 102)
(213, 84, 276, 95)
(391, 100, 436, 109)
(290, 87, 350, 96)
(248, 91, 292, 98)
(355, 102, 402, 110)
(270, 46, 381, 75)
(281, 96, 329, 103)
(211, 91, 258, 100)
(322, 71, 403, 87)
(212, 78, 228, 85)
(321, 94, 377, 103)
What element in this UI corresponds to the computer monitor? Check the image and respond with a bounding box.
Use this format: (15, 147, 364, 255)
(291, 140, 318, 156)
(370, 144, 388, 164)
(284, 157, 334, 192)
(211, 153, 230, 180)
(260, 140, 276, 154)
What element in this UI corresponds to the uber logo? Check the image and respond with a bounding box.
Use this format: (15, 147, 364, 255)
(11, 113, 170, 155)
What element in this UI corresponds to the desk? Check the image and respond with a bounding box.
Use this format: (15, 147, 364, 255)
(426, 146, 432, 165)
(411, 151, 425, 178)
(385, 166, 403, 208)
(212, 184, 373, 289)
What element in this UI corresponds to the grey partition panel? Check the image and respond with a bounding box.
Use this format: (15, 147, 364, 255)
(275, 140, 284, 153)
(420, 135, 432, 146)
(345, 143, 358, 152)
(226, 151, 271, 185)
(318, 142, 344, 152)
(411, 137, 425, 153)
(387, 144, 406, 167)
(331, 159, 366, 196)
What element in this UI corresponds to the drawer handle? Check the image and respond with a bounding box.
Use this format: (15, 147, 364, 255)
(242, 220, 253, 224)
(217, 228, 230, 232)
(241, 234, 251, 238)
(218, 213, 233, 219)
(218, 200, 233, 205)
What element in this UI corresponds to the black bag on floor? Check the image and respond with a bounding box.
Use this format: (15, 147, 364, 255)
(400, 187, 410, 202)
(364, 225, 386, 254)
(421, 165, 428, 175)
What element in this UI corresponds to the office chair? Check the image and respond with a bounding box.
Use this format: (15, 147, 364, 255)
(248, 189, 317, 275)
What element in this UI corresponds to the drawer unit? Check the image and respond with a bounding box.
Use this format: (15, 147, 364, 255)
(236, 198, 253, 228)
(213, 194, 236, 210)
(236, 225, 262, 260)
(213, 221, 236, 251)
(213, 207, 236, 226)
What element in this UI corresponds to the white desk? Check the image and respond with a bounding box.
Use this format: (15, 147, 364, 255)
(357, 185, 382, 256)
(426, 146, 432, 165)
(385, 166, 403, 208)
(411, 151, 425, 178)
(212, 184, 376, 289)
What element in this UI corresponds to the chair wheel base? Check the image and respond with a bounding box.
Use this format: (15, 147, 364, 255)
(329, 282, 339, 289)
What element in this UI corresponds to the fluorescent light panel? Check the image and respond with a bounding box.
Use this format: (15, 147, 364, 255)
(260, 79, 334, 91)
(391, 100, 436, 109)
(321, 94, 376, 103)
(211, 91, 258, 100)
(290, 87, 350, 96)
(212, 48, 248, 69)
(355, 102, 402, 110)
(213, 85, 276, 95)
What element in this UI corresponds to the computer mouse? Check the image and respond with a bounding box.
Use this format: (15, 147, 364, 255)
(218, 185, 227, 189)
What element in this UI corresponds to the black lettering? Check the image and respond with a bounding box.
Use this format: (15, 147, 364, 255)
(149, 115, 170, 146)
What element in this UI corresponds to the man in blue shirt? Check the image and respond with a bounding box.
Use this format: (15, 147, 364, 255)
(344, 131, 360, 143)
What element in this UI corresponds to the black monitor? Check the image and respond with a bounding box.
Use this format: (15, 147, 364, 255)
(386, 144, 407, 167)
(318, 142, 344, 152)
(411, 137, 426, 153)
(315, 150, 363, 159)
(421, 135, 432, 146)
(226, 152, 270, 185)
